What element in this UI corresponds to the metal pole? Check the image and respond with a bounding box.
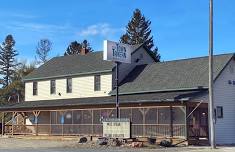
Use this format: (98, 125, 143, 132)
(115, 61, 119, 118)
(209, 0, 216, 148)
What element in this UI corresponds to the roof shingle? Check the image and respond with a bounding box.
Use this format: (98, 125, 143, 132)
(111, 53, 234, 95)
(24, 51, 114, 81)
(0, 90, 206, 111)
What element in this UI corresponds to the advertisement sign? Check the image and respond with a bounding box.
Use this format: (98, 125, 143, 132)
(103, 118, 130, 138)
(103, 40, 133, 63)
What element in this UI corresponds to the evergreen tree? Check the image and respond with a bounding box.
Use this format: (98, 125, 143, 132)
(0, 35, 18, 87)
(120, 9, 160, 61)
(64, 40, 93, 56)
(35, 39, 52, 64)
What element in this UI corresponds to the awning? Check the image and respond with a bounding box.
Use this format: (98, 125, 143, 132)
(0, 89, 207, 111)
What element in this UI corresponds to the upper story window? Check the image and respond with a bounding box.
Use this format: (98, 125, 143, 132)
(94, 75, 101, 91)
(33, 82, 38, 96)
(50, 80, 56, 94)
(66, 78, 72, 93)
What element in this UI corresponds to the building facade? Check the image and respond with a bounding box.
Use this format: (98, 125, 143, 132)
(1, 45, 235, 145)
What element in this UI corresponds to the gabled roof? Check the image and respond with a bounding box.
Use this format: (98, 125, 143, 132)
(0, 90, 206, 111)
(24, 51, 114, 81)
(24, 44, 157, 81)
(110, 53, 234, 95)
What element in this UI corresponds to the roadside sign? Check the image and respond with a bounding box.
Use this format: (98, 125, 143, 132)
(103, 40, 133, 63)
(103, 118, 130, 138)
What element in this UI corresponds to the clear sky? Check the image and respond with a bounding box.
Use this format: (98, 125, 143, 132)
(0, 0, 234, 62)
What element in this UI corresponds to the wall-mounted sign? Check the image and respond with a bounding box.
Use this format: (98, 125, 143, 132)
(103, 40, 133, 63)
(103, 118, 130, 138)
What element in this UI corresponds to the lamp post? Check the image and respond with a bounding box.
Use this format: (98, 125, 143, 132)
(209, 0, 216, 149)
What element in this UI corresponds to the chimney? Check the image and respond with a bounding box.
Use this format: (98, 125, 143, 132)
(80, 48, 87, 55)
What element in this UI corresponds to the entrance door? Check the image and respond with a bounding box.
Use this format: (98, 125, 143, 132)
(188, 107, 209, 139)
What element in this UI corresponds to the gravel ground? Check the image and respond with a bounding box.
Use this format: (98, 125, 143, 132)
(0, 137, 235, 152)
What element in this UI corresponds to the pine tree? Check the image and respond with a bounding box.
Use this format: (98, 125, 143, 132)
(35, 39, 52, 64)
(64, 40, 93, 56)
(0, 35, 18, 87)
(120, 9, 160, 61)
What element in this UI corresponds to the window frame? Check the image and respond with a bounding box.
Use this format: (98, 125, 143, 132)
(216, 106, 223, 118)
(66, 78, 72, 93)
(50, 80, 56, 94)
(94, 75, 101, 91)
(33, 81, 38, 96)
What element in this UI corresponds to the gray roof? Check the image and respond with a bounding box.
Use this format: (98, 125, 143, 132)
(24, 51, 114, 81)
(0, 90, 206, 111)
(110, 53, 234, 95)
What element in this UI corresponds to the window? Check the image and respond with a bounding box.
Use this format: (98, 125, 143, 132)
(216, 106, 223, 118)
(66, 78, 72, 93)
(50, 80, 56, 94)
(94, 75, 101, 91)
(33, 82, 38, 96)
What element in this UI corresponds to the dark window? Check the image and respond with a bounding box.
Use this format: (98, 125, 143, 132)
(66, 78, 72, 93)
(50, 80, 56, 94)
(217, 106, 223, 118)
(33, 82, 38, 95)
(94, 75, 101, 91)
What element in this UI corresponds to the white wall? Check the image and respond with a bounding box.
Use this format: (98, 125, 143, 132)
(214, 58, 235, 144)
(25, 73, 112, 101)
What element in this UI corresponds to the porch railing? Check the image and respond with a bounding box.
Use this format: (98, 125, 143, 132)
(4, 124, 186, 138)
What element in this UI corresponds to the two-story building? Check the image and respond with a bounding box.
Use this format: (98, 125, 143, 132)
(1, 44, 235, 145)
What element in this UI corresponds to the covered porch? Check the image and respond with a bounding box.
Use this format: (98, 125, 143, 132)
(0, 90, 208, 143)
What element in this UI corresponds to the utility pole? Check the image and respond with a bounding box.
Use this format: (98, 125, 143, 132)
(209, 0, 216, 148)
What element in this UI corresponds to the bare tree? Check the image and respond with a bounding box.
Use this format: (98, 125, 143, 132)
(35, 39, 52, 64)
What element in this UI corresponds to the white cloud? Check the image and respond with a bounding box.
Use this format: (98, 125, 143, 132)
(78, 23, 123, 37)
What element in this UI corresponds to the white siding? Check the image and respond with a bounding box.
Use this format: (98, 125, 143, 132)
(25, 73, 112, 101)
(214, 59, 235, 144)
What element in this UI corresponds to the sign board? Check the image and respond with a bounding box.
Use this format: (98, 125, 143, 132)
(103, 118, 130, 138)
(103, 40, 133, 63)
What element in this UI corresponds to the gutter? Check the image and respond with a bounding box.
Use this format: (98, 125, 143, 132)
(23, 70, 112, 82)
(109, 87, 208, 96)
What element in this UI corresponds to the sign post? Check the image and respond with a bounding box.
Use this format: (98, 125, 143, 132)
(115, 61, 119, 118)
(103, 40, 133, 119)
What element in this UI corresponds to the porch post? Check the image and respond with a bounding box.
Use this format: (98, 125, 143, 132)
(185, 103, 189, 142)
(12, 112, 17, 136)
(170, 106, 173, 142)
(33, 111, 40, 136)
(1, 112, 4, 136)
(49, 111, 52, 136)
(139, 108, 146, 137)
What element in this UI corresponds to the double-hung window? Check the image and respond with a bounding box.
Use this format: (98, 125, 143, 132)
(33, 82, 38, 96)
(50, 80, 56, 94)
(94, 75, 101, 91)
(66, 78, 72, 93)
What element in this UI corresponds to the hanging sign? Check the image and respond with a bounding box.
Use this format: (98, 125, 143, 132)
(103, 40, 133, 63)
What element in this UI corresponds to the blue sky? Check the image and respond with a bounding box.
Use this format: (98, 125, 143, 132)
(0, 0, 234, 62)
